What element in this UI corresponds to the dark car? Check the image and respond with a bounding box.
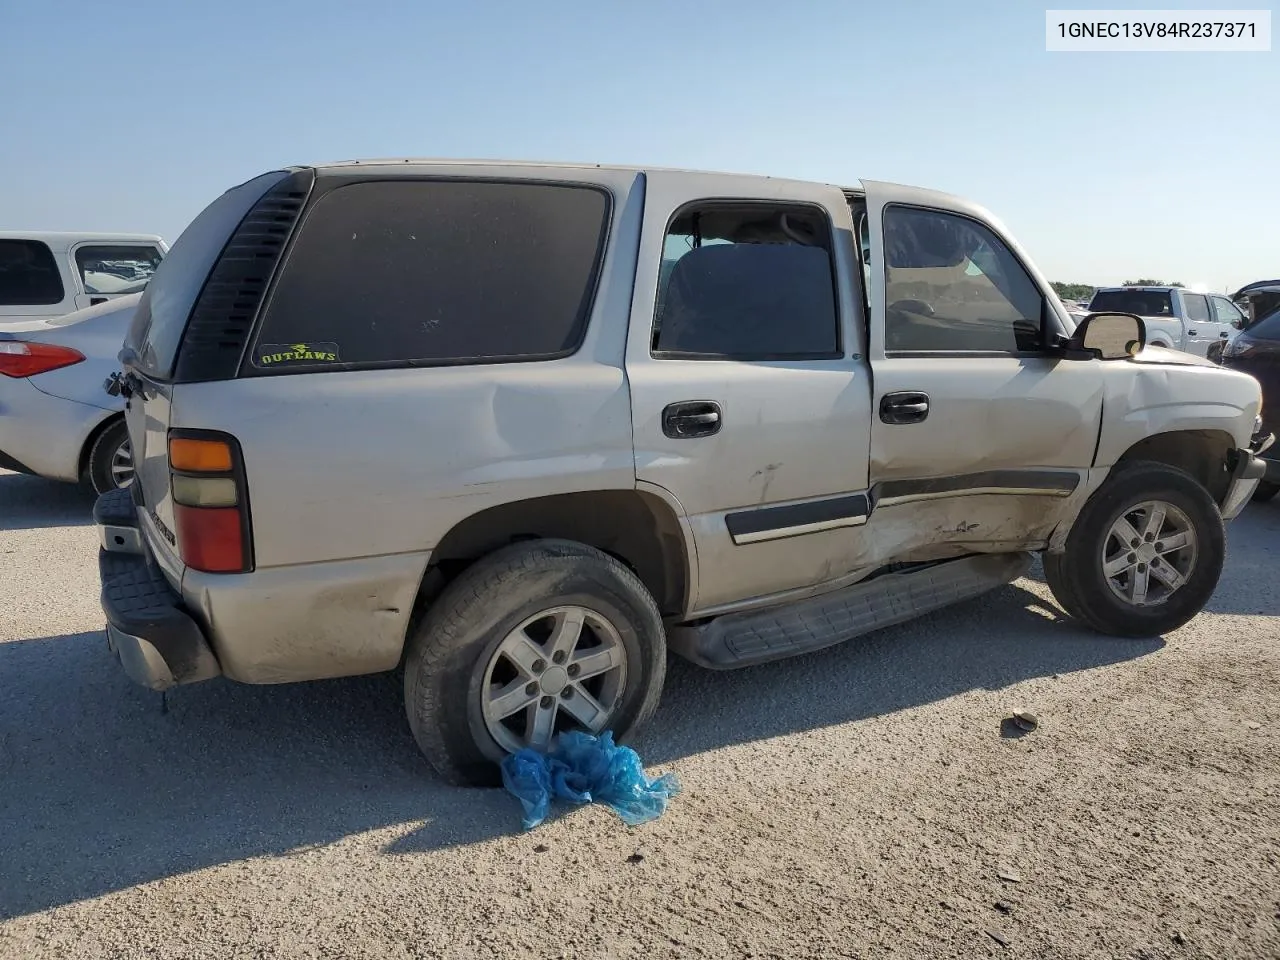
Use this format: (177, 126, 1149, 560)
(1222, 304, 1280, 501)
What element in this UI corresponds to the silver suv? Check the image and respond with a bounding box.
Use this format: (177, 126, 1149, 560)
(96, 161, 1271, 784)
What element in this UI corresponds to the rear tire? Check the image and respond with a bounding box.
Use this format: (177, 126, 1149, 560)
(1044, 461, 1224, 638)
(1252, 480, 1279, 503)
(87, 419, 133, 495)
(403, 539, 667, 786)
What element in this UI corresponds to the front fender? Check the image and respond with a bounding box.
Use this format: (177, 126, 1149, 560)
(1094, 362, 1261, 466)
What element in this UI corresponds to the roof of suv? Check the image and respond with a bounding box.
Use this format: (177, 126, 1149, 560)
(310, 157, 871, 196)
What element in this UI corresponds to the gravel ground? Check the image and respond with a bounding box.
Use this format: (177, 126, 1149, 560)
(1, 468, 1278, 960)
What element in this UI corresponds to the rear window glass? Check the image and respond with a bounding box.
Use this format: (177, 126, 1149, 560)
(247, 179, 610, 371)
(1249, 307, 1280, 340)
(0, 240, 64, 306)
(76, 245, 163, 295)
(125, 171, 288, 380)
(1088, 290, 1173, 316)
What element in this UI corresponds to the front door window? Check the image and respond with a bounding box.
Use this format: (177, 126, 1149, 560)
(882, 206, 1044, 354)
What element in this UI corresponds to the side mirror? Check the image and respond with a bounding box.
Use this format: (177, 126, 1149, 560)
(1063, 312, 1145, 361)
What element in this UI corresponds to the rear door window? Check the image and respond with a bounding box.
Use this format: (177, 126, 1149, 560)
(1182, 293, 1211, 322)
(246, 179, 611, 372)
(75, 245, 163, 294)
(652, 202, 840, 359)
(0, 240, 64, 306)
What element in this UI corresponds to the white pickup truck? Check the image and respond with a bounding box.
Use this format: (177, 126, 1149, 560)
(0, 232, 167, 330)
(1075, 286, 1246, 359)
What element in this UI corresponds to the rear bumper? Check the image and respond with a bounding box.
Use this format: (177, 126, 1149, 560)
(1221, 432, 1275, 519)
(96, 488, 221, 690)
(96, 486, 428, 686)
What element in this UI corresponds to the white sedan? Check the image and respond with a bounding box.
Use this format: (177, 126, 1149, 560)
(0, 294, 138, 493)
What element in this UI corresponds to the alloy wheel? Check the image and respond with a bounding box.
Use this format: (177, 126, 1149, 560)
(1101, 499, 1198, 607)
(480, 605, 628, 754)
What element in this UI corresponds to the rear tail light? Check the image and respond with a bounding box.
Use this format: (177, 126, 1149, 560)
(173, 507, 245, 573)
(0, 341, 85, 378)
(167, 431, 252, 573)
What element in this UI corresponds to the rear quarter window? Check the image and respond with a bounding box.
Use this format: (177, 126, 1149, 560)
(245, 179, 611, 372)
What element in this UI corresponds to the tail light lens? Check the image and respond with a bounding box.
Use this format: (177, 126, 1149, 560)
(174, 507, 245, 572)
(0, 342, 85, 378)
(167, 430, 252, 573)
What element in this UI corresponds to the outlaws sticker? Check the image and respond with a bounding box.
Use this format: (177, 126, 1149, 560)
(254, 342, 341, 367)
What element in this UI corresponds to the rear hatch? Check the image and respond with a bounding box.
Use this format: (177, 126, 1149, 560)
(117, 170, 310, 584)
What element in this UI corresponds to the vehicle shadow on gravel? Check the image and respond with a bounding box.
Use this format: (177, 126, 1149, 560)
(635, 581, 1164, 766)
(0, 471, 95, 531)
(0, 632, 511, 921)
(1, 506, 1270, 918)
(0, 583, 1163, 918)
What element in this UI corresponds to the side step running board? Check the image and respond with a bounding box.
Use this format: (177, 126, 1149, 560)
(668, 552, 1033, 670)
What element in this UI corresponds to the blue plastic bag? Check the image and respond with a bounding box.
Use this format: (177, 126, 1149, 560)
(500, 730, 681, 830)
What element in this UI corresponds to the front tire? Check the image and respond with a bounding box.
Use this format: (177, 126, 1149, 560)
(87, 419, 134, 495)
(1044, 461, 1224, 638)
(403, 539, 667, 786)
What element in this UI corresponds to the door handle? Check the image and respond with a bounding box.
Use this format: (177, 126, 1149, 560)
(662, 400, 722, 439)
(879, 391, 930, 425)
(1187, 329, 1197, 335)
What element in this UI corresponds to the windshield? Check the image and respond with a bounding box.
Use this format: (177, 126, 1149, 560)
(1089, 290, 1173, 316)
